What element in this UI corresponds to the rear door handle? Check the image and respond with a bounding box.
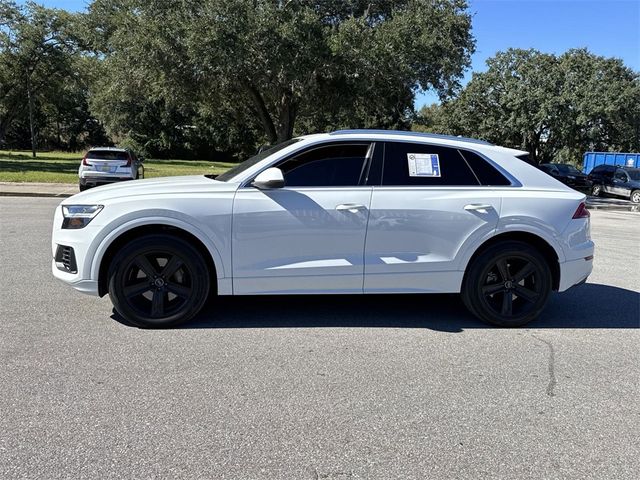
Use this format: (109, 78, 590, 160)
(464, 203, 493, 212)
(336, 203, 366, 213)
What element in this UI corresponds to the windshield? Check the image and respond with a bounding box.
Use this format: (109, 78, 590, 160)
(215, 139, 301, 182)
(555, 164, 580, 174)
(626, 169, 640, 181)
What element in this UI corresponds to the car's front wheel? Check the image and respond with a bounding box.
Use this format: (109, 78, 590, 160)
(630, 190, 640, 204)
(462, 241, 552, 327)
(108, 234, 210, 328)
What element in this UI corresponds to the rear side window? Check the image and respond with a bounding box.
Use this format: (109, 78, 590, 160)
(381, 142, 478, 186)
(87, 150, 129, 161)
(278, 143, 370, 187)
(459, 150, 511, 186)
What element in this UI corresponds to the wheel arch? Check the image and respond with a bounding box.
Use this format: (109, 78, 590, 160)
(95, 223, 221, 297)
(462, 231, 561, 291)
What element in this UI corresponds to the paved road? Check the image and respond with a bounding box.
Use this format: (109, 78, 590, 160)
(1, 197, 638, 479)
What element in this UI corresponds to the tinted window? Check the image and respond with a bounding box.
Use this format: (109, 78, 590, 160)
(278, 143, 370, 187)
(556, 164, 580, 174)
(627, 169, 640, 181)
(382, 142, 479, 186)
(460, 150, 511, 185)
(87, 150, 129, 161)
(601, 168, 614, 179)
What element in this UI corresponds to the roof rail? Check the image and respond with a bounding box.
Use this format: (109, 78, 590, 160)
(329, 129, 493, 146)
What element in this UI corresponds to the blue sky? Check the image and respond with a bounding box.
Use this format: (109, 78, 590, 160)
(19, 0, 640, 108)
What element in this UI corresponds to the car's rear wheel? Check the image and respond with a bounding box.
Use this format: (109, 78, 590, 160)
(630, 190, 640, 204)
(591, 184, 602, 196)
(462, 241, 552, 327)
(108, 234, 210, 328)
(79, 182, 88, 192)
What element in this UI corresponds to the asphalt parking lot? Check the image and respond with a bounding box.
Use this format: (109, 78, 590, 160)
(1, 197, 638, 479)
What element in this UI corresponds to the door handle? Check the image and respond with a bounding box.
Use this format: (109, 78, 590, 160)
(464, 203, 493, 212)
(336, 203, 366, 213)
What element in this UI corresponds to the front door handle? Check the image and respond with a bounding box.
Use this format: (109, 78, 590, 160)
(336, 203, 366, 213)
(464, 203, 493, 213)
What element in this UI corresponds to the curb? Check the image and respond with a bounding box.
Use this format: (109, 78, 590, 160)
(0, 191, 73, 198)
(586, 204, 638, 211)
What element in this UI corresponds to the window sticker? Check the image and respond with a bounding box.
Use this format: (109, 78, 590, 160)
(407, 153, 441, 177)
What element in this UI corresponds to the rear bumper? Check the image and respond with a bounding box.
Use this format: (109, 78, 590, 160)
(558, 256, 593, 292)
(80, 176, 134, 187)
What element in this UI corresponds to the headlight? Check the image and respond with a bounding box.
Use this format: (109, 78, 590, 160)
(62, 205, 103, 229)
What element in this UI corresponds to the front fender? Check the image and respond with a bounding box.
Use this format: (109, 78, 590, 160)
(86, 211, 227, 286)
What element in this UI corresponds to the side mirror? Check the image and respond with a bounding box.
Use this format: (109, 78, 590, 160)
(252, 167, 284, 189)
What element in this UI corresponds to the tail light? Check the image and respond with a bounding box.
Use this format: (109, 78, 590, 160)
(572, 202, 590, 219)
(81, 154, 89, 165)
(125, 155, 132, 167)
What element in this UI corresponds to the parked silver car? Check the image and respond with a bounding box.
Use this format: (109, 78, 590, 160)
(78, 147, 144, 191)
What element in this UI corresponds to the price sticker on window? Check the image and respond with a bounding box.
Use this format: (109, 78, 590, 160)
(407, 153, 440, 177)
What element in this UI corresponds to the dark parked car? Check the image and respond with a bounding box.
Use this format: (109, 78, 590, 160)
(539, 163, 591, 190)
(588, 165, 640, 203)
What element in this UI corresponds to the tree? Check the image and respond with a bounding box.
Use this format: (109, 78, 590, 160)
(84, 0, 475, 154)
(436, 48, 640, 165)
(0, 1, 109, 152)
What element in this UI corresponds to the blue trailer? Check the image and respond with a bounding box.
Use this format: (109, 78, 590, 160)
(582, 152, 640, 174)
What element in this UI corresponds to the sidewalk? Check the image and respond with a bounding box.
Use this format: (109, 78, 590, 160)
(0, 182, 77, 198)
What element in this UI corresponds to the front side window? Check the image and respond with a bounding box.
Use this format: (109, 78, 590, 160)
(277, 143, 371, 187)
(615, 171, 628, 181)
(216, 138, 302, 182)
(381, 142, 479, 186)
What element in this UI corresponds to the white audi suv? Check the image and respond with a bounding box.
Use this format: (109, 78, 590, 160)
(52, 130, 594, 328)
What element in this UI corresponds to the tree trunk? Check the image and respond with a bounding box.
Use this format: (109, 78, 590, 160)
(243, 81, 277, 144)
(26, 74, 37, 158)
(276, 91, 296, 143)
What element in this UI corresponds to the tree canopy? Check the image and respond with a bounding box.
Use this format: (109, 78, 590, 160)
(83, 0, 474, 156)
(415, 48, 640, 164)
(2, 1, 638, 164)
(0, 1, 110, 154)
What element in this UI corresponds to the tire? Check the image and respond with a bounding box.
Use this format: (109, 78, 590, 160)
(630, 190, 640, 204)
(108, 234, 210, 328)
(461, 241, 552, 327)
(79, 182, 88, 192)
(591, 184, 602, 197)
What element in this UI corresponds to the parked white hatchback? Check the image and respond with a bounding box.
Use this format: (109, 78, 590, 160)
(52, 130, 594, 328)
(78, 147, 144, 191)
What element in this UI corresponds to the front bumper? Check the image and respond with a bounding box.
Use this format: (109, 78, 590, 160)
(51, 260, 99, 295)
(51, 205, 102, 296)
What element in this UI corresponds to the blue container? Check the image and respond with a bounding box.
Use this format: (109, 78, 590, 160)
(582, 152, 640, 173)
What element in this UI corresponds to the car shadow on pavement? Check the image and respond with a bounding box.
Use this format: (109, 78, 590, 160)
(112, 283, 639, 331)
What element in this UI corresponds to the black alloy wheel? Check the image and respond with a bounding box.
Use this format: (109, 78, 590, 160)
(462, 241, 552, 327)
(108, 234, 210, 328)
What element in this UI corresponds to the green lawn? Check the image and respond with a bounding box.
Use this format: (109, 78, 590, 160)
(0, 150, 236, 183)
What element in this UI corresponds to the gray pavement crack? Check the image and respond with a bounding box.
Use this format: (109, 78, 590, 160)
(532, 334, 557, 397)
